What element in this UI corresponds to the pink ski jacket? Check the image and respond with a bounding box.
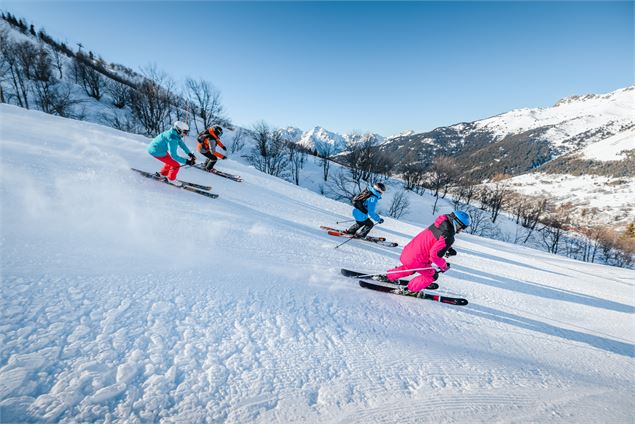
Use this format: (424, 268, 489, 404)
(400, 214, 456, 269)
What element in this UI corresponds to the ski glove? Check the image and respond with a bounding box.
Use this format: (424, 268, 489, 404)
(185, 156, 196, 166)
(377, 218, 384, 224)
(439, 263, 450, 273)
(445, 247, 457, 258)
(222, 155, 227, 160)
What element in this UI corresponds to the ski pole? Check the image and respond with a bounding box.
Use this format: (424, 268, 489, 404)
(355, 267, 437, 279)
(336, 219, 356, 224)
(334, 236, 356, 249)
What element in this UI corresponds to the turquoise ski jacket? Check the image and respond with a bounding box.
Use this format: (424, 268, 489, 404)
(147, 128, 192, 165)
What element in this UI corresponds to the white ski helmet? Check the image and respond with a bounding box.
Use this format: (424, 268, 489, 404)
(173, 121, 190, 136)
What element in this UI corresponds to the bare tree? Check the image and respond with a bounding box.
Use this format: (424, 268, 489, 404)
(14, 40, 38, 80)
(455, 175, 477, 205)
(0, 29, 11, 103)
(387, 188, 411, 219)
(591, 225, 635, 268)
(50, 47, 65, 79)
(318, 142, 334, 182)
(185, 78, 230, 133)
(229, 127, 247, 153)
(487, 174, 512, 223)
(428, 156, 457, 214)
(326, 169, 363, 202)
(105, 79, 130, 108)
(540, 204, 572, 254)
(245, 121, 289, 177)
(464, 205, 498, 237)
(343, 133, 369, 183)
(31, 46, 57, 113)
(402, 161, 426, 194)
(343, 133, 390, 185)
(521, 196, 548, 243)
(105, 112, 138, 133)
(129, 66, 177, 136)
(71, 53, 104, 100)
(286, 141, 308, 185)
(1, 39, 36, 108)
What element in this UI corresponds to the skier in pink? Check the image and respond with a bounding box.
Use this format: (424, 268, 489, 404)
(386, 211, 471, 292)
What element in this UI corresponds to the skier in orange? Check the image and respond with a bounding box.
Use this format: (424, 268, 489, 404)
(196, 126, 227, 171)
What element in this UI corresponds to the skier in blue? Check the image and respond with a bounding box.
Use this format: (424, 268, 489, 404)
(147, 121, 196, 184)
(345, 182, 386, 238)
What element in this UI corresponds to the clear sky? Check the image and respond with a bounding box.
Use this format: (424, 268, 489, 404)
(3, 1, 634, 135)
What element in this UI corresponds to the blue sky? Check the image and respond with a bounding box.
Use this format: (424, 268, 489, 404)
(4, 1, 634, 135)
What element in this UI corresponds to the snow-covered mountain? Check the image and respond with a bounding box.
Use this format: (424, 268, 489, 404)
(280, 126, 385, 156)
(381, 85, 635, 227)
(473, 85, 634, 156)
(2, 104, 634, 423)
(383, 85, 634, 173)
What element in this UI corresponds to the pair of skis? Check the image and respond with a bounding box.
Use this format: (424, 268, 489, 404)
(341, 268, 468, 306)
(320, 226, 398, 248)
(131, 168, 219, 199)
(192, 164, 243, 182)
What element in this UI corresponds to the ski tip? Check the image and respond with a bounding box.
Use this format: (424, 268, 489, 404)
(340, 268, 356, 277)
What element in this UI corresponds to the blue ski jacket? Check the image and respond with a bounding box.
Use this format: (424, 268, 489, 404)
(352, 186, 382, 222)
(147, 128, 192, 165)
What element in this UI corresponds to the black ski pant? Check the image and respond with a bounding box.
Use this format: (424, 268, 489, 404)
(200, 151, 218, 171)
(346, 218, 374, 237)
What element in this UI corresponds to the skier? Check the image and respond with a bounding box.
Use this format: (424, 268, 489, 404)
(386, 210, 471, 293)
(345, 182, 386, 238)
(196, 126, 227, 171)
(147, 121, 196, 184)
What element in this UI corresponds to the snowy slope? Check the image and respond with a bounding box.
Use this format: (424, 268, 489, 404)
(506, 173, 635, 226)
(1, 105, 634, 423)
(0, 20, 138, 129)
(579, 127, 635, 161)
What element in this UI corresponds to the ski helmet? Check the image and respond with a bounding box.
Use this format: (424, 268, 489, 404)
(452, 210, 471, 229)
(173, 121, 189, 136)
(373, 182, 386, 194)
(213, 126, 223, 137)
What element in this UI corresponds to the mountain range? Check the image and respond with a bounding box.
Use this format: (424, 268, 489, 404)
(285, 86, 634, 227)
(288, 86, 633, 181)
(279, 126, 385, 156)
(379, 85, 634, 179)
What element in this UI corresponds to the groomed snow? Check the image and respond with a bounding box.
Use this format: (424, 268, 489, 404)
(1, 105, 634, 423)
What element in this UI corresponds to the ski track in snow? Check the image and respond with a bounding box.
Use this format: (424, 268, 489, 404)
(1, 105, 634, 423)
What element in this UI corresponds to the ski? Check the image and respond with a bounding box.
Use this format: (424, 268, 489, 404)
(359, 280, 468, 305)
(131, 168, 219, 199)
(320, 226, 385, 241)
(131, 168, 212, 191)
(193, 164, 243, 182)
(320, 226, 398, 247)
(340, 268, 439, 290)
(211, 168, 243, 182)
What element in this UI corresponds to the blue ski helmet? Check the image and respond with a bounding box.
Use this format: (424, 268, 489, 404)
(453, 210, 471, 229)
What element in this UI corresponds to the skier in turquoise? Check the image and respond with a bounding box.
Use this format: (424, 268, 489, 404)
(147, 121, 196, 184)
(345, 182, 386, 238)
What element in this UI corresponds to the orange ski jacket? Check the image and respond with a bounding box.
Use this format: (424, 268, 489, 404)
(196, 128, 226, 158)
